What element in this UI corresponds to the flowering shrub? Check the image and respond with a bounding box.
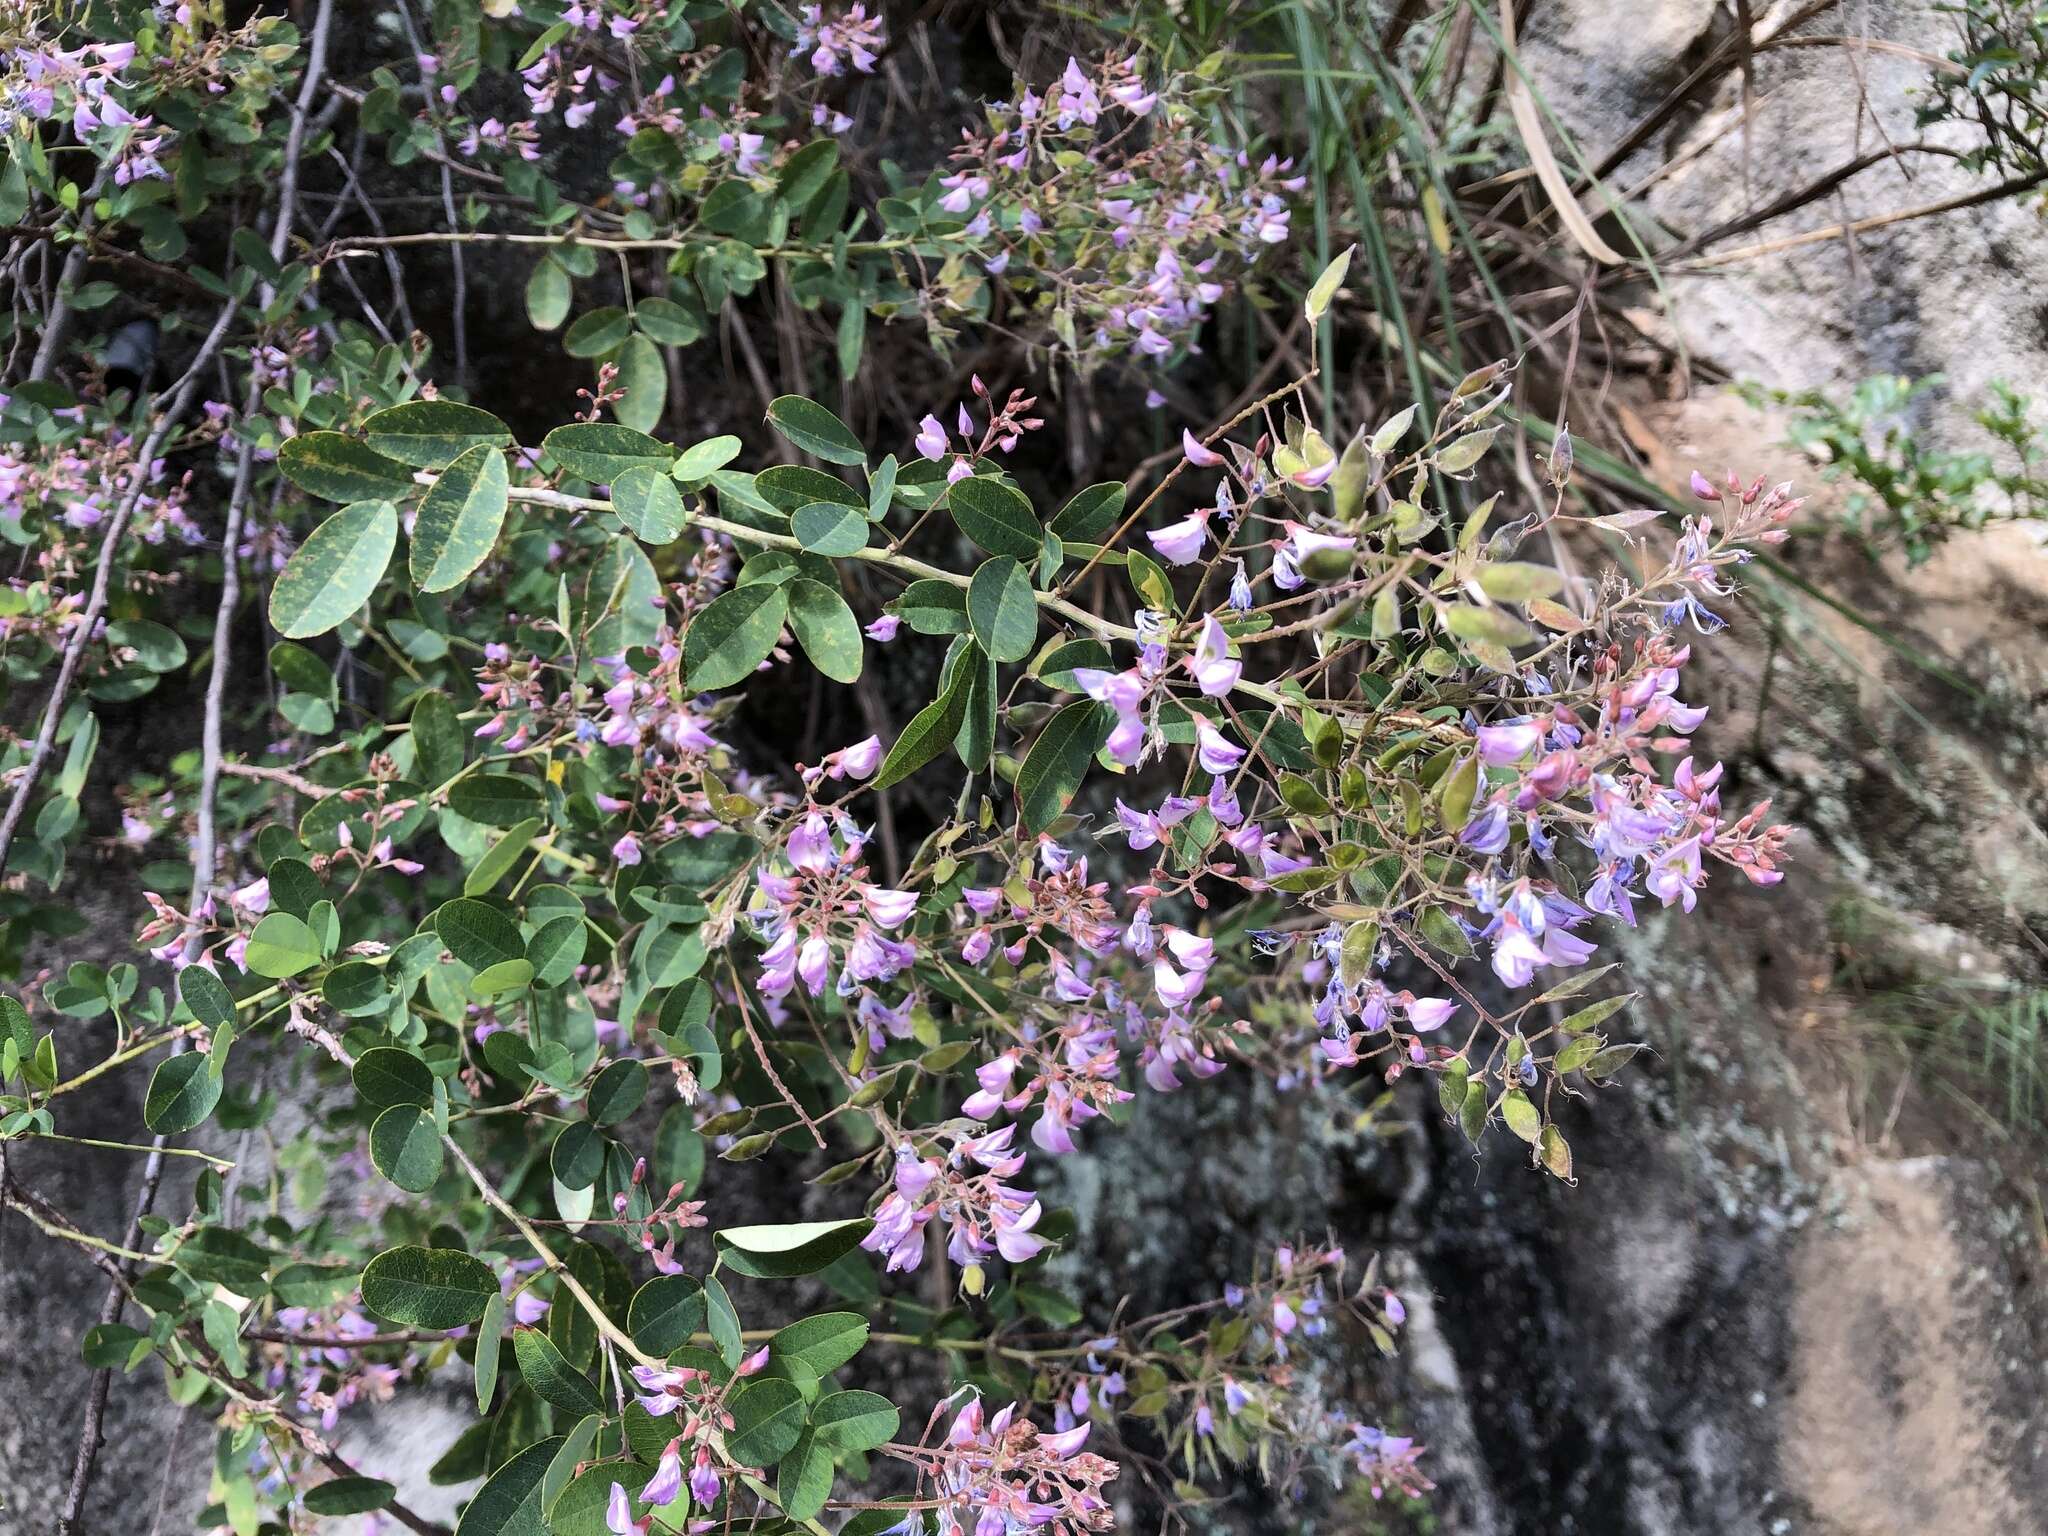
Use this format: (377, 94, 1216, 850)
(0, 6, 1799, 1535)
(1919, 0, 2048, 183)
(1740, 373, 2045, 563)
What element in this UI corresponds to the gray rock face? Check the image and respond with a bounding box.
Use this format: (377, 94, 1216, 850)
(1523, 0, 2048, 406)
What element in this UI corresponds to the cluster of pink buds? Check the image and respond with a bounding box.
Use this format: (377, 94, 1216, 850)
(954, 840, 1121, 967)
(915, 377, 1046, 483)
(604, 1352, 784, 1529)
(615, 1155, 708, 1274)
(892, 1395, 1118, 1535)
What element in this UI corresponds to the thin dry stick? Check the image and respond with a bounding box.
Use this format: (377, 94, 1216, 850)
(27, 167, 111, 382)
(0, 297, 238, 875)
(219, 761, 336, 798)
(54, 1141, 177, 1536)
(727, 959, 826, 1148)
(1676, 168, 2048, 268)
(58, 12, 339, 1526)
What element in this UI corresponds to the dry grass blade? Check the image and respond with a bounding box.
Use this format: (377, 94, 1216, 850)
(1498, 1, 1626, 266)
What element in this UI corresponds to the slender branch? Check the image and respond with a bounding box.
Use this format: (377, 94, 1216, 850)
(14, 1188, 453, 1536)
(1056, 368, 1318, 600)
(1676, 168, 2048, 268)
(24, 1131, 233, 1168)
(0, 297, 239, 876)
(28, 166, 111, 383)
(219, 761, 336, 798)
(0, 1175, 160, 1266)
(57, 13, 339, 1530)
(727, 959, 825, 1148)
(443, 474, 1144, 643)
(247, 1327, 449, 1348)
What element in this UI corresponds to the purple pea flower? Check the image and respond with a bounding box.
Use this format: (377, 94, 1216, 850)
(1147, 511, 1209, 566)
(1187, 615, 1241, 697)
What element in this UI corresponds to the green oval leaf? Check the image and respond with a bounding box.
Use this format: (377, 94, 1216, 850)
(769, 1312, 868, 1378)
(785, 578, 862, 683)
(475, 1290, 505, 1413)
(871, 660, 973, 790)
(305, 1477, 397, 1516)
(411, 445, 509, 592)
(892, 579, 968, 635)
(636, 296, 704, 347)
(967, 556, 1037, 663)
(613, 334, 668, 435)
(454, 1435, 562, 1536)
(526, 258, 571, 331)
(464, 816, 545, 898)
(1036, 638, 1112, 692)
(713, 1217, 872, 1279)
(792, 500, 869, 556)
(562, 305, 630, 358)
(1049, 481, 1124, 541)
(1016, 700, 1113, 833)
(949, 476, 1042, 558)
(755, 464, 860, 513)
(269, 500, 398, 639)
(527, 913, 586, 988)
(585, 1058, 648, 1126)
(411, 691, 466, 788)
(684, 584, 789, 692)
(767, 396, 865, 466)
(628, 1275, 706, 1357)
(448, 774, 544, 828)
(171, 1227, 272, 1293)
(543, 422, 672, 485)
(277, 433, 416, 503)
(361, 1244, 496, 1329)
(435, 898, 525, 971)
(371, 1104, 444, 1192)
(513, 1327, 606, 1419)
(177, 966, 236, 1032)
(612, 464, 685, 544)
(143, 1051, 222, 1134)
(471, 958, 535, 997)
(724, 1376, 807, 1465)
(551, 1122, 607, 1191)
(778, 1432, 833, 1522)
(673, 434, 742, 485)
(352, 1045, 434, 1109)
(809, 1389, 899, 1453)
(323, 959, 389, 1016)
(364, 401, 513, 470)
(242, 911, 322, 978)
